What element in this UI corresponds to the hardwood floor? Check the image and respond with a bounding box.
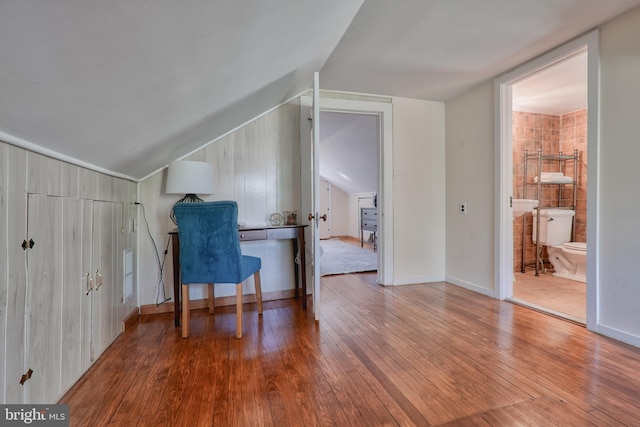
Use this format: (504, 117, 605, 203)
(59, 273, 640, 426)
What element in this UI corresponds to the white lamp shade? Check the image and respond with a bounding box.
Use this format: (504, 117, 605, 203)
(165, 160, 215, 195)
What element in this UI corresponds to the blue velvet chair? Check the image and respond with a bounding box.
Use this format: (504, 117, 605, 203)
(173, 201, 262, 338)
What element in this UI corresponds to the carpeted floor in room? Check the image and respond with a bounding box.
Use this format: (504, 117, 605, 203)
(320, 237, 377, 276)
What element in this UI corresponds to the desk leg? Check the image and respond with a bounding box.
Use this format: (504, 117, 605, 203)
(293, 240, 300, 299)
(171, 234, 181, 326)
(297, 228, 307, 309)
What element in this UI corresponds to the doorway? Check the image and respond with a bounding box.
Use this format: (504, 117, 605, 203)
(495, 30, 599, 331)
(511, 50, 588, 323)
(300, 95, 394, 286)
(316, 110, 380, 278)
(319, 111, 379, 249)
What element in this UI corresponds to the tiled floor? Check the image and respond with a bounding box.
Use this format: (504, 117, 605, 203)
(512, 270, 586, 323)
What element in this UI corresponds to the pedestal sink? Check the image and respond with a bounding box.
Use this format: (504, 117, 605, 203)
(513, 199, 539, 217)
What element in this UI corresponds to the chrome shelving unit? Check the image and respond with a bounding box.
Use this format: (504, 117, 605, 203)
(522, 147, 578, 275)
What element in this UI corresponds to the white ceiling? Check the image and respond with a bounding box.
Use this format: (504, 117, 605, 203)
(513, 50, 587, 115)
(1, 0, 639, 180)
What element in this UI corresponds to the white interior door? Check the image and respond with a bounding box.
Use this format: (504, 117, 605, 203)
(300, 73, 322, 320)
(311, 72, 321, 320)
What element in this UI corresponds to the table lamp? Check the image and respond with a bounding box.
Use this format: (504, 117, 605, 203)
(165, 160, 215, 224)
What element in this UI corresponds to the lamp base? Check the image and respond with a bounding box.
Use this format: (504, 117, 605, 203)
(170, 194, 204, 224)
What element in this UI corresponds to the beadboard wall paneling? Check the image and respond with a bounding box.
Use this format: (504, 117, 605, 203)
(0, 139, 138, 403)
(0, 143, 7, 404)
(2, 144, 28, 403)
(138, 99, 301, 306)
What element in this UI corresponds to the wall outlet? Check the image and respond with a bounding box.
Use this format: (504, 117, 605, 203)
(459, 202, 467, 215)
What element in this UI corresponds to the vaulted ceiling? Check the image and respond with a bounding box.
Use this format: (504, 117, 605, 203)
(2, 1, 639, 180)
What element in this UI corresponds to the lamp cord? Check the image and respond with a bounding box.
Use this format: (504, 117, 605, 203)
(137, 202, 171, 306)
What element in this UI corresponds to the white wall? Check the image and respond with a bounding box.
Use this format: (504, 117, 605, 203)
(329, 184, 349, 237)
(596, 6, 640, 344)
(444, 82, 496, 296)
(444, 6, 640, 345)
(392, 97, 446, 285)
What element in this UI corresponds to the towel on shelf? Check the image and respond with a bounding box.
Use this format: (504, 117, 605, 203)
(533, 173, 573, 183)
(541, 172, 564, 179)
(553, 176, 573, 183)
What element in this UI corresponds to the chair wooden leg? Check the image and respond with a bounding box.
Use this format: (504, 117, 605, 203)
(181, 284, 190, 338)
(208, 283, 215, 315)
(254, 271, 263, 315)
(235, 282, 243, 339)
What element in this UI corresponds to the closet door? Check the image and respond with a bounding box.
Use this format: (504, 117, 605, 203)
(81, 201, 94, 370)
(91, 201, 123, 361)
(24, 194, 63, 403)
(24, 195, 91, 403)
(60, 198, 92, 394)
(1, 144, 28, 404)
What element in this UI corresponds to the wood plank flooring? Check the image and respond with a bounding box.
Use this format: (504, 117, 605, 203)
(59, 273, 640, 426)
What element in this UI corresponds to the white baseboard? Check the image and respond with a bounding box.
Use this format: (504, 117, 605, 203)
(595, 324, 640, 348)
(391, 275, 445, 286)
(444, 276, 495, 298)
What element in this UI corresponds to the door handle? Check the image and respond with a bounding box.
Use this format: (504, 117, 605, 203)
(85, 273, 94, 295)
(95, 270, 103, 290)
(308, 213, 327, 222)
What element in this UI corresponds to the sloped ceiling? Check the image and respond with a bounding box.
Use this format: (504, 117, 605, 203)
(0, 0, 364, 179)
(320, 111, 378, 195)
(1, 0, 640, 180)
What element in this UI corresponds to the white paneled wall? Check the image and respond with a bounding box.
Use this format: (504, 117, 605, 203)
(138, 99, 301, 305)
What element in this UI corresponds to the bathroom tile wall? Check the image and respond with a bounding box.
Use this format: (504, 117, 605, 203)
(560, 109, 588, 242)
(512, 109, 587, 272)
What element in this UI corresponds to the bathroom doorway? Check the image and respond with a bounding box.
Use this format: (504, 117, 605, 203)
(495, 31, 599, 330)
(511, 51, 588, 323)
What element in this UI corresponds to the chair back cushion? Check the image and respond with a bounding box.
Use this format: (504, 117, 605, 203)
(174, 201, 248, 284)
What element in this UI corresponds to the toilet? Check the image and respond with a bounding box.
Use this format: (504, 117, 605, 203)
(532, 209, 587, 282)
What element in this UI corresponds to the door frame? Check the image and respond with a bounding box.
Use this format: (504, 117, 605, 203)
(301, 95, 394, 286)
(494, 30, 599, 331)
